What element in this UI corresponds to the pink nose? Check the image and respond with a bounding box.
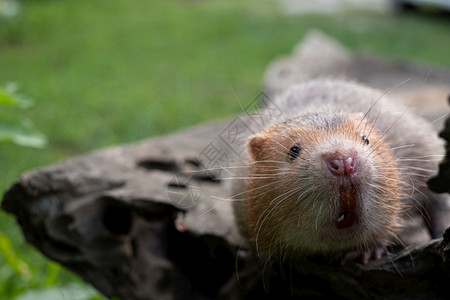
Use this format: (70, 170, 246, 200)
(323, 153, 357, 176)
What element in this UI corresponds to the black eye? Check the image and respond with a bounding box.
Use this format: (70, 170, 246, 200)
(361, 135, 369, 145)
(288, 145, 301, 160)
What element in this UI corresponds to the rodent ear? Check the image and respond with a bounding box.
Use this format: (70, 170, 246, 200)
(247, 135, 267, 160)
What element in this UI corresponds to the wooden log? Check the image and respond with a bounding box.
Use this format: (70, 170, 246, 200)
(429, 95, 450, 194)
(2, 120, 245, 299)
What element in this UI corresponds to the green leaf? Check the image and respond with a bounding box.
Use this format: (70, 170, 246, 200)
(44, 262, 61, 287)
(0, 111, 47, 148)
(0, 83, 33, 109)
(0, 232, 31, 280)
(12, 284, 105, 300)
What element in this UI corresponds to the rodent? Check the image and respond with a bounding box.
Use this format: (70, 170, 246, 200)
(234, 79, 450, 263)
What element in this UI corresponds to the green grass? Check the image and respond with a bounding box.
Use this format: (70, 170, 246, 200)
(0, 0, 449, 298)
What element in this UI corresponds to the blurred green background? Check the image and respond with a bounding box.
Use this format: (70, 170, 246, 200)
(0, 0, 449, 299)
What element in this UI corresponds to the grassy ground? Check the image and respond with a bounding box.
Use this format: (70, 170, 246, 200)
(0, 0, 449, 298)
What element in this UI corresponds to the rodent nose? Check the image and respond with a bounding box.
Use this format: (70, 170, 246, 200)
(323, 153, 357, 176)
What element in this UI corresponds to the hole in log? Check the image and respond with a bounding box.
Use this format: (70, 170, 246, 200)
(168, 181, 187, 189)
(103, 205, 133, 235)
(192, 173, 221, 184)
(131, 238, 138, 258)
(137, 159, 179, 172)
(185, 158, 201, 167)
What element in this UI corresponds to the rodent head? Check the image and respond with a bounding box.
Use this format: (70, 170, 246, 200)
(243, 112, 402, 259)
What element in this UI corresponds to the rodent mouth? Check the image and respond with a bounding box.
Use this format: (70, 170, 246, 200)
(335, 185, 357, 230)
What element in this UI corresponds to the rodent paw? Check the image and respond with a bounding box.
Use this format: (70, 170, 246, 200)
(341, 246, 384, 265)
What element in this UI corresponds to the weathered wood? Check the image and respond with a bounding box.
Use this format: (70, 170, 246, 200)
(3, 30, 450, 299)
(2, 121, 246, 299)
(429, 95, 450, 193)
(226, 237, 450, 299)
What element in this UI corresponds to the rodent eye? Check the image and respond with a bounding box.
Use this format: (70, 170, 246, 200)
(360, 134, 369, 145)
(288, 145, 301, 160)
